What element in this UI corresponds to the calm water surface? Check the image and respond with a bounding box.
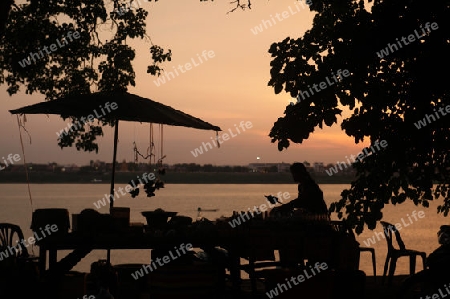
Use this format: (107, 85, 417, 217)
(0, 183, 448, 275)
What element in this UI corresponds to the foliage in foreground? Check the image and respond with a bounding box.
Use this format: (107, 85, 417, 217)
(0, 0, 172, 152)
(268, 0, 450, 233)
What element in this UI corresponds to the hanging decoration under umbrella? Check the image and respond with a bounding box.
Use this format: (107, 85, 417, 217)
(129, 122, 166, 198)
(127, 178, 165, 198)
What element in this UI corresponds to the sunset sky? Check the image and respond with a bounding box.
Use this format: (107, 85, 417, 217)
(1, 0, 371, 167)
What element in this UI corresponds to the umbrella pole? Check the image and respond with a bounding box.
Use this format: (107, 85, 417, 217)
(107, 119, 119, 264)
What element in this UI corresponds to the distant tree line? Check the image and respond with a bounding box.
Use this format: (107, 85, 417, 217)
(170, 163, 251, 173)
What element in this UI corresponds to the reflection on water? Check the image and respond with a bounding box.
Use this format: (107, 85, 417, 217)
(0, 183, 446, 275)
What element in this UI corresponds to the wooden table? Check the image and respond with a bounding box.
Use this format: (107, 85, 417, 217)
(36, 218, 360, 293)
(37, 230, 225, 272)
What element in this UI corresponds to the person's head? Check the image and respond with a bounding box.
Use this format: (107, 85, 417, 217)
(290, 162, 310, 182)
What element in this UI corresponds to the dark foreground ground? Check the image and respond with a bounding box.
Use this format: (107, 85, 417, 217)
(364, 275, 409, 299)
(234, 275, 408, 299)
(6, 276, 407, 299)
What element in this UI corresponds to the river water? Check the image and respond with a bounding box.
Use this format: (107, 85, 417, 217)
(0, 183, 447, 276)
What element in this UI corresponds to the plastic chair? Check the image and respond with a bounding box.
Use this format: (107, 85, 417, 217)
(380, 221, 427, 286)
(330, 220, 376, 279)
(0, 222, 40, 288)
(0, 223, 34, 259)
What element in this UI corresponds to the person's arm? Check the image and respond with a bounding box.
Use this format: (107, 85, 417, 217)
(289, 197, 305, 209)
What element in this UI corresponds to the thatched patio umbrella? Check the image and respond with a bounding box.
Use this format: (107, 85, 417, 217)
(10, 91, 221, 263)
(10, 91, 221, 207)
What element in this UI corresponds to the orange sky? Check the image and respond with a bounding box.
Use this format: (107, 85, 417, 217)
(1, 0, 370, 166)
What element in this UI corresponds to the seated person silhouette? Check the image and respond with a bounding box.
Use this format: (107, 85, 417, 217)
(270, 162, 328, 218)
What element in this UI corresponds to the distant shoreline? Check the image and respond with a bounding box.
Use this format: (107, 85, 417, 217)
(0, 171, 355, 184)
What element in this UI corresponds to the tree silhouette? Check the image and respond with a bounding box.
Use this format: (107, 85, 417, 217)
(0, 0, 14, 38)
(268, 0, 450, 233)
(0, 0, 250, 152)
(0, 0, 173, 152)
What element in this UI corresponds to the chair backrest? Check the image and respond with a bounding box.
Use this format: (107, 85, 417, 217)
(380, 221, 406, 251)
(0, 223, 29, 259)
